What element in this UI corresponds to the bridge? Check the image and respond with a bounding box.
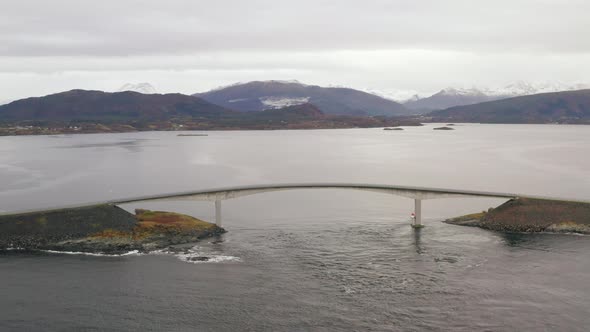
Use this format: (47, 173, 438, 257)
(5, 182, 583, 228)
(105, 183, 522, 228)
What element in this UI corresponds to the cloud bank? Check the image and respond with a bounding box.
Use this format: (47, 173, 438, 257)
(1, 0, 589, 101)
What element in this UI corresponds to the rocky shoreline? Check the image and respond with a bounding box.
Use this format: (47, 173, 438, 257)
(0, 205, 225, 255)
(445, 197, 590, 234)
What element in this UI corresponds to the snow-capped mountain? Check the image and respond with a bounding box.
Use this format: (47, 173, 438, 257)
(485, 81, 590, 97)
(404, 87, 497, 112)
(437, 87, 488, 97)
(209, 80, 306, 93)
(361, 88, 421, 103)
(404, 81, 590, 111)
(117, 83, 158, 94)
(194, 80, 410, 116)
(430, 89, 590, 124)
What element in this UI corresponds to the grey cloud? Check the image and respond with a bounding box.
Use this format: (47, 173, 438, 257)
(1, 0, 590, 102)
(2, 0, 589, 56)
(1, 49, 588, 101)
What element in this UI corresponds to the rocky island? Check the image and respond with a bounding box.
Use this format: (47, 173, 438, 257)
(0, 205, 225, 254)
(445, 197, 590, 234)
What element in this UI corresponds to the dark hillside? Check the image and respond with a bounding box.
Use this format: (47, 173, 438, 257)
(429, 89, 590, 123)
(195, 80, 410, 116)
(0, 90, 232, 122)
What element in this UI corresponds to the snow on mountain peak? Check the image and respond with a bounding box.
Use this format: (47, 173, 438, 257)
(366, 81, 589, 105)
(489, 81, 590, 96)
(260, 96, 310, 109)
(438, 87, 487, 96)
(431, 81, 590, 98)
(405, 94, 421, 102)
(402, 80, 590, 111)
(205, 80, 307, 93)
(269, 79, 304, 85)
(361, 88, 421, 102)
(118, 83, 157, 94)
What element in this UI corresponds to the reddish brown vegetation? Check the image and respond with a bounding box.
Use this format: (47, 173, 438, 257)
(91, 209, 219, 240)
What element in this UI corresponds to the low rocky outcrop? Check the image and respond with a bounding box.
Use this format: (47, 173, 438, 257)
(445, 198, 590, 234)
(0, 206, 225, 254)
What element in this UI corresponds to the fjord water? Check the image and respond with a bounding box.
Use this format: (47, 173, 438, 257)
(1, 124, 589, 331)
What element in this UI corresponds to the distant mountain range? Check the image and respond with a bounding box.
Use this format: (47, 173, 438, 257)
(0, 89, 420, 135)
(1, 80, 589, 135)
(401, 81, 590, 112)
(3, 80, 589, 115)
(194, 80, 411, 116)
(428, 89, 590, 124)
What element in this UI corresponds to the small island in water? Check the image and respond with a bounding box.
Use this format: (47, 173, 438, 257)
(0, 205, 225, 254)
(445, 197, 590, 234)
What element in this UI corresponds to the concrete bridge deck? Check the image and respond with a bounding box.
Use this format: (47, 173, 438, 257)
(105, 183, 527, 227)
(106, 183, 526, 227)
(4, 182, 587, 228)
(110, 183, 520, 203)
(1, 183, 533, 228)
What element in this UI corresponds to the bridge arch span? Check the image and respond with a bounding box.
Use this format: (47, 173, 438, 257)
(111, 183, 518, 228)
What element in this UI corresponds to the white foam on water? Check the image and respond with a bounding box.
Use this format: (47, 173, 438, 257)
(542, 231, 588, 236)
(41, 249, 143, 257)
(147, 249, 172, 255)
(177, 253, 241, 264)
(343, 286, 356, 294)
(143, 248, 241, 263)
(6, 246, 240, 263)
(175, 246, 241, 264)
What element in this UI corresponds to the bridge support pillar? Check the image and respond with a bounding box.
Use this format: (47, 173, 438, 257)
(412, 199, 423, 228)
(215, 200, 222, 227)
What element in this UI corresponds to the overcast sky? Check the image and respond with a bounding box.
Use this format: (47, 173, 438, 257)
(1, 0, 589, 102)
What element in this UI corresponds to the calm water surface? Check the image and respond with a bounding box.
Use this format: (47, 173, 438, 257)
(1, 124, 589, 331)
